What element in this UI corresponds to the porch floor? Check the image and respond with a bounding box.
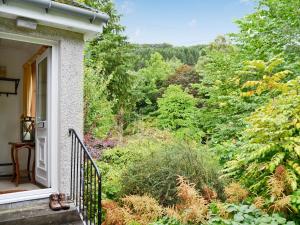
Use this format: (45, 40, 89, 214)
(0, 178, 41, 194)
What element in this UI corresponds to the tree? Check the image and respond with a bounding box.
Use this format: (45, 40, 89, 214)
(81, 0, 136, 137)
(131, 44, 206, 70)
(195, 37, 248, 148)
(157, 85, 202, 141)
(162, 65, 200, 97)
(84, 65, 115, 138)
(223, 62, 300, 195)
(134, 52, 174, 114)
(233, 0, 300, 72)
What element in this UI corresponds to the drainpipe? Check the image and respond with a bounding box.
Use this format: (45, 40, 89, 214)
(4, 0, 109, 24)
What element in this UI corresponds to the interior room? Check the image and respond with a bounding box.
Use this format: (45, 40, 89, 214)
(0, 38, 48, 195)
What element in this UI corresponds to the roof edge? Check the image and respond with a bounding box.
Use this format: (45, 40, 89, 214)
(0, 0, 108, 40)
(17, 0, 109, 23)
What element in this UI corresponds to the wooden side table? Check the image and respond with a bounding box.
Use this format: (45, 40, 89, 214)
(9, 142, 35, 186)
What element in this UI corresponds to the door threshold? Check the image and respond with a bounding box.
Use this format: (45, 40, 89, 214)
(0, 188, 56, 205)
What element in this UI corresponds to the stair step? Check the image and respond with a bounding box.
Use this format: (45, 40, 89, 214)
(60, 222, 84, 225)
(0, 203, 83, 225)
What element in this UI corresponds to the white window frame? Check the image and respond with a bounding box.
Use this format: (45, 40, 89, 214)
(0, 31, 59, 205)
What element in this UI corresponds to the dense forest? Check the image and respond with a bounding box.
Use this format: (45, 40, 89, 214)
(80, 0, 300, 224)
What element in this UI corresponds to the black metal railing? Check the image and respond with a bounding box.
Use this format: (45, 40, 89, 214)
(69, 128, 102, 225)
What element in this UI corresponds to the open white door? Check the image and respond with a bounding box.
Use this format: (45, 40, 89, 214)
(35, 48, 51, 187)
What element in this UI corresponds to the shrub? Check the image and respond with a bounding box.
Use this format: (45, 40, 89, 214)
(224, 183, 249, 204)
(102, 195, 163, 225)
(98, 129, 175, 200)
(120, 142, 223, 206)
(165, 176, 209, 224)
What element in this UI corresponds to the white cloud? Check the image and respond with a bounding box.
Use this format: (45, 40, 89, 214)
(119, 0, 134, 15)
(188, 19, 198, 28)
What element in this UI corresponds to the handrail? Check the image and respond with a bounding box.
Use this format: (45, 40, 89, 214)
(69, 128, 102, 225)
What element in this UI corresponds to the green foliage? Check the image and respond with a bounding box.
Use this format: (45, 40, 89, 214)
(195, 37, 252, 148)
(166, 57, 184, 72)
(84, 66, 115, 138)
(83, 0, 137, 134)
(98, 129, 174, 200)
(150, 217, 182, 225)
(223, 77, 300, 194)
(134, 52, 177, 114)
(162, 65, 200, 96)
(132, 44, 206, 69)
(239, 57, 292, 97)
(121, 142, 223, 206)
(157, 85, 203, 141)
(208, 204, 295, 225)
(82, 0, 300, 222)
(291, 189, 300, 214)
(233, 0, 300, 72)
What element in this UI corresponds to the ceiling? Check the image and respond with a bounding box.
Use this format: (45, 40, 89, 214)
(0, 38, 41, 52)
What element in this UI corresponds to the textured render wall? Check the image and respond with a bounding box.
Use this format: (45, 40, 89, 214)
(0, 17, 84, 194)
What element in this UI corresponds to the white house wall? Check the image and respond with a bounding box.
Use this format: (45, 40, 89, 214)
(0, 17, 84, 194)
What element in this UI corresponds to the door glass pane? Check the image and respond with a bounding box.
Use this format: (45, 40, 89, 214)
(37, 58, 47, 121)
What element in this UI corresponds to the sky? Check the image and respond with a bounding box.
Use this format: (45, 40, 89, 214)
(114, 0, 256, 46)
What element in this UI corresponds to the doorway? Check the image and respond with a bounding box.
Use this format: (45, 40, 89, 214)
(0, 38, 51, 195)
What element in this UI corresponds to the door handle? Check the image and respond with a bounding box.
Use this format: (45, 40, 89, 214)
(37, 121, 46, 128)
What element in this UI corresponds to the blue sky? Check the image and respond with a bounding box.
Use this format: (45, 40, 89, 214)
(114, 0, 256, 46)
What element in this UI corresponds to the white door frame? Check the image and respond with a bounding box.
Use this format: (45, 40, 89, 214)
(0, 31, 59, 204)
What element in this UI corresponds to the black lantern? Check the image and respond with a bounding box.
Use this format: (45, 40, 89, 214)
(21, 116, 35, 142)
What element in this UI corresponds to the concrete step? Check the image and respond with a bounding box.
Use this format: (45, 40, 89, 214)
(60, 222, 84, 225)
(0, 202, 83, 225)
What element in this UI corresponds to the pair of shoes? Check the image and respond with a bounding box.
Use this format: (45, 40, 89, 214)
(49, 193, 70, 211)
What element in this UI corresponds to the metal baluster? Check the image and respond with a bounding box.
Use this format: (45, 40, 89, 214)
(79, 145, 83, 213)
(70, 132, 74, 199)
(75, 141, 79, 206)
(83, 152, 86, 223)
(98, 175, 102, 225)
(73, 137, 77, 201)
(89, 160, 92, 225)
(92, 168, 95, 225)
(87, 157, 90, 224)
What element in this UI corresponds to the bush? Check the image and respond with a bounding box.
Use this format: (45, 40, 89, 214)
(98, 129, 175, 200)
(120, 142, 223, 206)
(102, 195, 163, 225)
